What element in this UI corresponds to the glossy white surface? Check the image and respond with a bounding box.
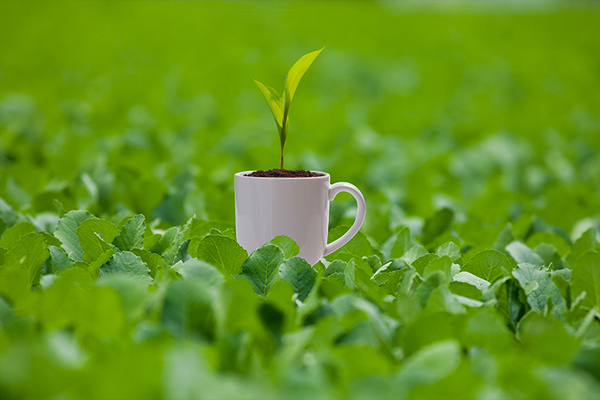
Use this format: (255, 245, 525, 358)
(234, 171, 366, 265)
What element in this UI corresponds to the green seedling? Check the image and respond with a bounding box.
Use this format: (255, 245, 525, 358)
(254, 48, 323, 169)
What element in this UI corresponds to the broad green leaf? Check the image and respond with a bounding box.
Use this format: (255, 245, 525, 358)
(161, 279, 216, 340)
(449, 281, 482, 300)
(284, 47, 323, 104)
(194, 234, 248, 276)
(421, 208, 453, 245)
(494, 278, 528, 330)
(88, 247, 115, 276)
(178, 258, 224, 287)
(113, 214, 145, 251)
(253, 80, 284, 128)
(461, 249, 510, 283)
(96, 275, 149, 321)
(4, 232, 49, 286)
(279, 257, 317, 302)
(436, 242, 461, 262)
(402, 245, 428, 265)
(149, 227, 178, 254)
(324, 259, 347, 284)
(266, 235, 300, 259)
(416, 271, 445, 308)
(0, 221, 36, 250)
(163, 217, 193, 264)
(390, 226, 410, 259)
(396, 340, 461, 388)
(412, 254, 439, 276)
(100, 251, 153, 285)
(54, 210, 94, 261)
(572, 251, 600, 310)
(424, 285, 466, 314)
(425, 256, 453, 280)
(512, 263, 565, 313)
(326, 227, 376, 259)
(452, 271, 490, 292)
(77, 218, 119, 263)
(519, 312, 578, 365)
(567, 228, 597, 264)
(526, 231, 571, 257)
(506, 241, 544, 266)
(45, 246, 74, 275)
(239, 245, 284, 296)
(131, 248, 169, 278)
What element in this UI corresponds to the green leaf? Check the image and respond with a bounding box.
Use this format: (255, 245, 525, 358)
(494, 278, 528, 330)
(422, 208, 453, 245)
(194, 234, 248, 276)
(88, 247, 115, 278)
(416, 271, 445, 308)
(113, 214, 145, 251)
(324, 259, 347, 284)
(412, 254, 439, 276)
(512, 263, 565, 313)
(45, 246, 75, 275)
(572, 251, 600, 310)
(131, 248, 169, 278)
(526, 231, 571, 257)
(506, 241, 544, 267)
(77, 218, 119, 263)
(396, 340, 462, 388)
(163, 217, 193, 264)
(239, 245, 283, 296)
(436, 242, 461, 262)
(390, 226, 410, 259)
(177, 259, 224, 287)
(0, 221, 36, 250)
(461, 249, 510, 283)
(452, 272, 490, 292)
(284, 47, 323, 104)
(567, 228, 597, 264)
(161, 279, 216, 340)
(96, 275, 149, 321)
(402, 245, 429, 265)
(54, 210, 94, 261)
(449, 281, 482, 300)
(3, 232, 49, 286)
(149, 227, 178, 254)
(266, 235, 300, 259)
(253, 80, 284, 128)
(279, 257, 317, 302)
(100, 251, 153, 285)
(326, 227, 376, 259)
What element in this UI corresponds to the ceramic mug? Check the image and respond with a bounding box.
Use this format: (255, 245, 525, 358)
(234, 171, 366, 265)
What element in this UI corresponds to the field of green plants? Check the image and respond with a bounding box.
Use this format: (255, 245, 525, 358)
(1, 1, 600, 399)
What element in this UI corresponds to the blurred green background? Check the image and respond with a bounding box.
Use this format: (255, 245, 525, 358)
(1, 0, 599, 245)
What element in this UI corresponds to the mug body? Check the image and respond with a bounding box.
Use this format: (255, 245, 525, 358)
(234, 171, 330, 265)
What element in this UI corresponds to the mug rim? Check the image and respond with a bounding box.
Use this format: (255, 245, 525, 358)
(234, 171, 330, 180)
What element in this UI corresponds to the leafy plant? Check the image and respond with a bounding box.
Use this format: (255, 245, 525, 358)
(253, 48, 323, 169)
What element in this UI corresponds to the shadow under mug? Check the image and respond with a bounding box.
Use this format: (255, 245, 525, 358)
(234, 171, 366, 265)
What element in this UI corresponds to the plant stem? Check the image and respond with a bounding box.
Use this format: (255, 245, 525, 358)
(280, 150, 284, 169)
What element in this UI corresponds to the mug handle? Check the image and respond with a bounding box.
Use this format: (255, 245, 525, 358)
(323, 182, 367, 257)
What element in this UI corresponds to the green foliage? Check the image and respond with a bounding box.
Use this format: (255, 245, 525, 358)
(1, 1, 600, 399)
(254, 48, 323, 169)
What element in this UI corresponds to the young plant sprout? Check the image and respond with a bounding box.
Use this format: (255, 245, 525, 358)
(254, 48, 323, 169)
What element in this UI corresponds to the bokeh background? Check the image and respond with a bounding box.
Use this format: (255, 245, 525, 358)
(1, 1, 600, 245)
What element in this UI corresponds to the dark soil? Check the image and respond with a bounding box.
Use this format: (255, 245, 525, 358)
(245, 169, 324, 178)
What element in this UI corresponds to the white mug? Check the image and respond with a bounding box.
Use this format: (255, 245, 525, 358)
(234, 171, 366, 265)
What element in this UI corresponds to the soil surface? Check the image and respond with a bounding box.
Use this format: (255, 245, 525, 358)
(245, 169, 324, 178)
